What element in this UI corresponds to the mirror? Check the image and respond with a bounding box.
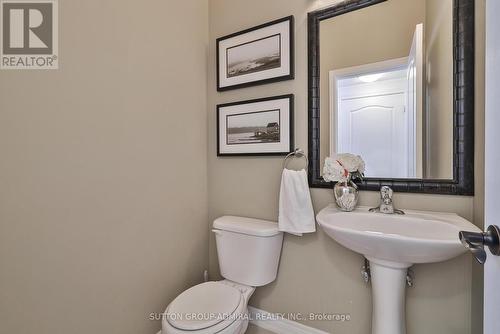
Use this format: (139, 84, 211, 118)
(308, 0, 474, 195)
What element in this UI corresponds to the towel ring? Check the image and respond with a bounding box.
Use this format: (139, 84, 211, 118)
(283, 148, 308, 170)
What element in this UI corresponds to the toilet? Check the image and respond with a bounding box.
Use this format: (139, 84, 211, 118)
(161, 216, 284, 334)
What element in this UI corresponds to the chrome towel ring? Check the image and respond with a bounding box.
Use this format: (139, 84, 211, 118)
(283, 148, 308, 170)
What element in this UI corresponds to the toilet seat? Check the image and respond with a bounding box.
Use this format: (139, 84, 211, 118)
(162, 281, 252, 334)
(167, 282, 242, 330)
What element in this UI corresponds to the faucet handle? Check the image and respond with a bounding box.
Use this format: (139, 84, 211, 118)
(370, 186, 405, 214)
(379, 186, 394, 214)
(380, 186, 393, 202)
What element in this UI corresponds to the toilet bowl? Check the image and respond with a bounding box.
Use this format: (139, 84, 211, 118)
(162, 281, 254, 334)
(161, 216, 283, 334)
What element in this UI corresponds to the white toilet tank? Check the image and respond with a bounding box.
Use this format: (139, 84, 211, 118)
(213, 216, 284, 287)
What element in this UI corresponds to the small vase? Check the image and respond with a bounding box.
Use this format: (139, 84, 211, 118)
(333, 182, 359, 212)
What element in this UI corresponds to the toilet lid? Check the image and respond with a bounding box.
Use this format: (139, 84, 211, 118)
(166, 282, 242, 331)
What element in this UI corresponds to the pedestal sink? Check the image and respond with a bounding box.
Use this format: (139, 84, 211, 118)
(316, 205, 481, 334)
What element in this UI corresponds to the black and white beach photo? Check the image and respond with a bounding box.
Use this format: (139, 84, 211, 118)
(217, 95, 294, 156)
(226, 109, 280, 145)
(217, 16, 294, 91)
(226, 35, 281, 78)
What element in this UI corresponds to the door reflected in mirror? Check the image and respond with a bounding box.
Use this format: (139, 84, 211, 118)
(319, 0, 453, 179)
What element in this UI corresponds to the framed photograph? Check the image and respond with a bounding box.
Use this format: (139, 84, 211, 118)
(217, 95, 294, 156)
(216, 16, 294, 91)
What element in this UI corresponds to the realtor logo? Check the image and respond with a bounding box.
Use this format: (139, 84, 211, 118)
(1, 0, 58, 69)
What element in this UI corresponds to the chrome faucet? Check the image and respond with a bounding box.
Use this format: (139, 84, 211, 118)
(369, 186, 405, 215)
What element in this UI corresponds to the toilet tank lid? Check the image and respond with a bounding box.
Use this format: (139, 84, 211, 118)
(213, 216, 281, 237)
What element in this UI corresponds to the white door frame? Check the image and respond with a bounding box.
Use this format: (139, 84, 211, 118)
(484, 0, 500, 332)
(329, 57, 408, 156)
(407, 23, 424, 179)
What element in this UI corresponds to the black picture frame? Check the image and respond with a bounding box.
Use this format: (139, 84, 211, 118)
(216, 16, 295, 91)
(307, 0, 474, 195)
(217, 94, 294, 156)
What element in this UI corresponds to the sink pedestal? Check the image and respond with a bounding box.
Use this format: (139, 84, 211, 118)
(368, 258, 411, 334)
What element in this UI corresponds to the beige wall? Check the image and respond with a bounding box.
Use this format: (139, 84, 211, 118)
(208, 1, 484, 334)
(425, 0, 454, 179)
(0, 1, 208, 334)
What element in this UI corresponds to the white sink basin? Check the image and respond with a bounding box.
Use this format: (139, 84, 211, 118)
(317, 205, 481, 266)
(316, 205, 480, 334)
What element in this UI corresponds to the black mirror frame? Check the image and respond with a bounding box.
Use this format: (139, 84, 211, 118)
(307, 0, 474, 195)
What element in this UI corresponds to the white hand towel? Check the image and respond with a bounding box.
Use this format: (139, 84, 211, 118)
(278, 169, 316, 236)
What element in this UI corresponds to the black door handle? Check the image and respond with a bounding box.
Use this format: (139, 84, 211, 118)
(459, 225, 500, 264)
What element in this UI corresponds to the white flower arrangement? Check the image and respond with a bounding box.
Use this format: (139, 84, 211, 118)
(323, 153, 365, 185)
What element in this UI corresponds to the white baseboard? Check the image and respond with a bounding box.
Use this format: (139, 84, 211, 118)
(248, 307, 330, 334)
